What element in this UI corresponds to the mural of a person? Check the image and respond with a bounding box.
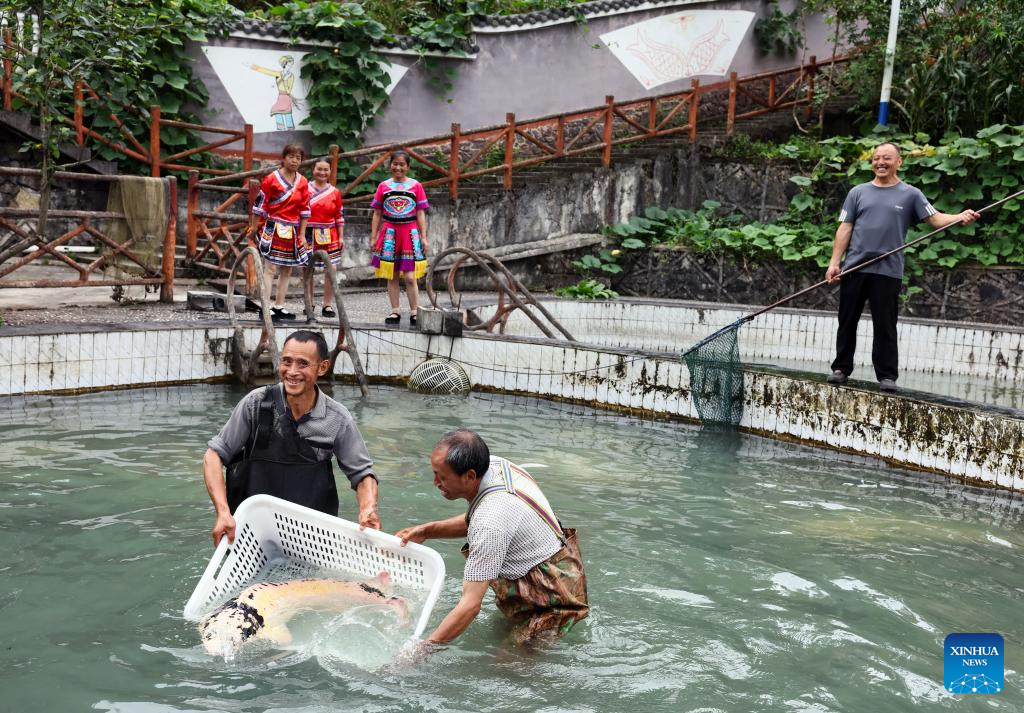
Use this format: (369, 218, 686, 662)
(248, 55, 299, 131)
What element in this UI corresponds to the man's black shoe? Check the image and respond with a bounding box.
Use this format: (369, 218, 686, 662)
(878, 378, 898, 393)
(826, 370, 848, 385)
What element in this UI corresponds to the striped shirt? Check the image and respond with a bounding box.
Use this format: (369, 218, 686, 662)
(464, 460, 562, 581)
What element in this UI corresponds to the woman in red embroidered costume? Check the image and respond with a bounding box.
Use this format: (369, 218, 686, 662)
(369, 151, 429, 326)
(247, 143, 311, 321)
(304, 159, 345, 319)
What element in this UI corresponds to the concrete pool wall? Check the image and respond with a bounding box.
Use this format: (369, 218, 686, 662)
(1, 309, 1021, 492)
(479, 299, 1024, 382)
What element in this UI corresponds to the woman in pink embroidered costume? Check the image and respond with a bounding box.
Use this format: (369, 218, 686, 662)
(304, 159, 345, 319)
(369, 151, 429, 326)
(247, 143, 310, 321)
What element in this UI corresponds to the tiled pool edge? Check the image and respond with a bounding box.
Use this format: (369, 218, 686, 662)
(483, 298, 1024, 381)
(2, 323, 1021, 492)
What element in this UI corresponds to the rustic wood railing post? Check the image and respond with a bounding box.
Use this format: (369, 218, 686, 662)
(727, 72, 737, 135)
(245, 178, 260, 292)
(450, 122, 461, 201)
(1, 31, 13, 111)
(503, 113, 515, 190)
(648, 97, 657, 135)
(186, 170, 199, 258)
(556, 115, 565, 156)
(688, 79, 700, 143)
(149, 105, 161, 177)
(805, 55, 817, 118)
(243, 124, 254, 172)
(328, 143, 339, 186)
(73, 80, 85, 145)
(160, 176, 177, 303)
(769, 74, 776, 108)
(602, 95, 614, 168)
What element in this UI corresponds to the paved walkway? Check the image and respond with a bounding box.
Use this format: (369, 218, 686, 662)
(0, 272, 498, 329)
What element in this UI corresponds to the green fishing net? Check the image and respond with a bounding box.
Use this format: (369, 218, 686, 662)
(682, 324, 744, 429)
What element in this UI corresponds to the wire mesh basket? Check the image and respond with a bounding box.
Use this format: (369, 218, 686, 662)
(407, 358, 472, 395)
(183, 495, 446, 640)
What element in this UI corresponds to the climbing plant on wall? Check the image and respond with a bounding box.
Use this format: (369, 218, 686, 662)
(271, 1, 392, 156)
(269, 0, 480, 162)
(753, 0, 804, 55)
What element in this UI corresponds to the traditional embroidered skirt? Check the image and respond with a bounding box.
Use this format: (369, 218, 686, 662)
(462, 527, 589, 646)
(258, 219, 309, 267)
(306, 226, 342, 266)
(370, 221, 426, 281)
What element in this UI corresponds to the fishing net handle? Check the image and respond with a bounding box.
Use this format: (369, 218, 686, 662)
(744, 186, 1024, 322)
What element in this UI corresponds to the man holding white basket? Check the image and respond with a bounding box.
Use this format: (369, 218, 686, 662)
(397, 429, 588, 646)
(202, 330, 380, 545)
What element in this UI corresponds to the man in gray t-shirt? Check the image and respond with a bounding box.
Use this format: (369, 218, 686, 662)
(825, 142, 979, 391)
(201, 330, 379, 545)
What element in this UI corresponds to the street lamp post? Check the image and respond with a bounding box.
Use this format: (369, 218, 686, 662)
(877, 0, 901, 125)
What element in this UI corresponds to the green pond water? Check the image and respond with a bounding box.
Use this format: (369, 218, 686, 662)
(1, 384, 1021, 712)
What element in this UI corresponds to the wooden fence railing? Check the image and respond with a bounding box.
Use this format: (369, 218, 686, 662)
(0, 26, 849, 286)
(186, 54, 849, 279)
(0, 167, 178, 300)
(1, 31, 254, 178)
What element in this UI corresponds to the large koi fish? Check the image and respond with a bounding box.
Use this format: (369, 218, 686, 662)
(200, 571, 409, 656)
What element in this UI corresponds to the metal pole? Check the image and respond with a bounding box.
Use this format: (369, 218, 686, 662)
(877, 0, 901, 126)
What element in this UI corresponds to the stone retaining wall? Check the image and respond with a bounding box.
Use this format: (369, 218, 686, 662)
(613, 246, 1024, 326)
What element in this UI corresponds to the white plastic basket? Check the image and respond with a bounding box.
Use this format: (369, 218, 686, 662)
(184, 495, 445, 640)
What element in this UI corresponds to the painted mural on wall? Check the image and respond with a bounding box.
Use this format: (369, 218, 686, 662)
(201, 45, 409, 134)
(600, 10, 755, 90)
(202, 46, 312, 133)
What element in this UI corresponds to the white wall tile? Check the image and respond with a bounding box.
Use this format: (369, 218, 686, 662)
(12, 361, 29, 393)
(9, 336, 25, 367)
(23, 336, 40, 366)
(23, 362, 41, 393)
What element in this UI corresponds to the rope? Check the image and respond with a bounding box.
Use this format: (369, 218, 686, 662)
(358, 329, 661, 379)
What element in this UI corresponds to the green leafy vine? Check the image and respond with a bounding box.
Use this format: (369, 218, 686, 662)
(6, 0, 242, 173)
(271, 1, 392, 156)
(753, 0, 804, 55)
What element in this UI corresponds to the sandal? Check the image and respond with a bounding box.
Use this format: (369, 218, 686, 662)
(409, 314, 417, 327)
(271, 306, 296, 321)
(322, 305, 337, 318)
(384, 312, 400, 325)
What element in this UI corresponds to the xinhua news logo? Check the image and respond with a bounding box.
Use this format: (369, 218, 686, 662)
(944, 633, 1004, 693)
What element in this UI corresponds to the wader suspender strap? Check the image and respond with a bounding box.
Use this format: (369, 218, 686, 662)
(254, 387, 272, 448)
(245, 386, 275, 457)
(269, 386, 324, 462)
(470, 459, 566, 545)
